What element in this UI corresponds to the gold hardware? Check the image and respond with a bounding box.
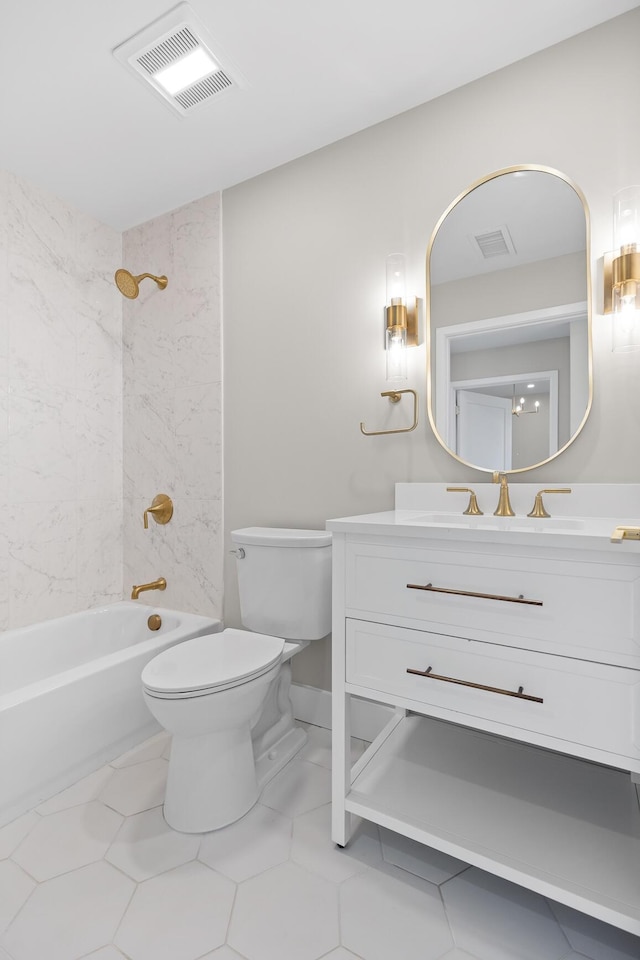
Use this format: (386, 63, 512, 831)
(446, 487, 483, 516)
(131, 577, 166, 600)
(527, 488, 572, 518)
(406, 582, 543, 606)
(147, 614, 162, 631)
(611, 525, 640, 543)
(360, 389, 418, 436)
(386, 298, 420, 347)
(143, 494, 173, 529)
(115, 269, 168, 300)
(492, 471, 515, 517)
(603, 248, 640, 314)
(406, 665, 544, 703)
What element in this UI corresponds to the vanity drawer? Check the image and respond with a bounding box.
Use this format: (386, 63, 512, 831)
(345, 619, 640, 761)
(345, 541, 640, 663)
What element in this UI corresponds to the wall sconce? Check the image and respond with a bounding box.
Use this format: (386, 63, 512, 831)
(604, 185, 640, 352)
(385, 253, 419, 382)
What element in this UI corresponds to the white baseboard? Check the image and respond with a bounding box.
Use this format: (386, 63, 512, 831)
(290, 682, 393, 743)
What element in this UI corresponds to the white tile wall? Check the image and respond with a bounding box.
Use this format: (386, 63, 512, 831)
(122, 193, 222, 618)
(0, 169, 223, 627)
(0, 170, 123, 628)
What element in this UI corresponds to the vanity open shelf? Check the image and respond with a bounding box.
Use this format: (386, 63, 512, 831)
(329, 483, 640, 937)
(346, 713, 640, 935)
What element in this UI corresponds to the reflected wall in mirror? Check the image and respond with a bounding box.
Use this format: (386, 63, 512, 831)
(427, 165, 592, 474)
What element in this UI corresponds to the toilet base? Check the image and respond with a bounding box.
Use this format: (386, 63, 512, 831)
(255, 724, 307, 791)
(160, 652, 309, 833)
(163, 722, 260, 833)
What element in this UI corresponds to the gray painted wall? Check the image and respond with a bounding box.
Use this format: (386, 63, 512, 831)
(222, 10, 640, 690)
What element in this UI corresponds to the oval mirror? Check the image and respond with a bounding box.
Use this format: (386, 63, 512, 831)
(426, 165, 592, 474)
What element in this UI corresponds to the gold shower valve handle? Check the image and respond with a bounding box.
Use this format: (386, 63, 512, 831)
(143, 494, 173, 529)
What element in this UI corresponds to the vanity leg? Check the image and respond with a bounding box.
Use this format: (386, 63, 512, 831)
(332, 689, 352, 846)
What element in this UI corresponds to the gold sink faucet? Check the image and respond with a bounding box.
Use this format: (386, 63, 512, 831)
(492, 472, 515, 517)
(131, 577, 166, 600)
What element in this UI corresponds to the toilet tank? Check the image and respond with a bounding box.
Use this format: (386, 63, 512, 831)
(231, 527, 332, 640)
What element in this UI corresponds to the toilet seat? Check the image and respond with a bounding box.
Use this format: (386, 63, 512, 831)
(141, 628, 284, 699)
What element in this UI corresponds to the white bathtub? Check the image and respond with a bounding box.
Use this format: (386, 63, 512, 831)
(0, 601, 221, 827)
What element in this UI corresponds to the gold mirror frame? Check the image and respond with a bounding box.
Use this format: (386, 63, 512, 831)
(426, 164, 593, 475)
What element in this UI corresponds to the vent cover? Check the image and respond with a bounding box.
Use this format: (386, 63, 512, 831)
(470, 225, 517, 260)
(113, 3, 245, 118)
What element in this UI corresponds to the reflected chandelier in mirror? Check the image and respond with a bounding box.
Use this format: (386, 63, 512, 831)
(426, 165, 592, 474)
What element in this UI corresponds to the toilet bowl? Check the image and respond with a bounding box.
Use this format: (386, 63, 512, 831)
(142, 526, 332, 833)
(142, 629, 284, 832)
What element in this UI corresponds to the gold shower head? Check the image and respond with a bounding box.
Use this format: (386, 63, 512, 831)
(114, 269, 168, 299)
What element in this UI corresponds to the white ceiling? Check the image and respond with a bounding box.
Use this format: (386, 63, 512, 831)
(1, 0, 638, 231)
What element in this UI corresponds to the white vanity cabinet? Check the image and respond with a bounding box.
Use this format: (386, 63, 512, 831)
(329, 494, 640, 936)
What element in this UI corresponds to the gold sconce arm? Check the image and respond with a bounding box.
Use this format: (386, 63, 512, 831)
(143, 494, 173, 529)
(603, 249, 640, 314)
(360, 389, 418, 436)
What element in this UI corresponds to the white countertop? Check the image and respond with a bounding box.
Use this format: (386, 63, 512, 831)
(326, 483, 640, 553)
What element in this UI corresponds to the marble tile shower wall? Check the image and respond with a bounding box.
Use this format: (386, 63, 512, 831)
(0, 170, 123, 629)
(122, 194, 223, 618)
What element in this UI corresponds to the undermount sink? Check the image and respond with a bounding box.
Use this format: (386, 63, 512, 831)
(406, 512, 585, 532)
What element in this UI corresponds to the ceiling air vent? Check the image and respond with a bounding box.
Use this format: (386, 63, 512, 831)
(113, 2, 245, 118)
(470, 225, 517, 260)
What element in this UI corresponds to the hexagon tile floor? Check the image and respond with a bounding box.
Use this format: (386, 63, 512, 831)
(1, 724, 639, 960)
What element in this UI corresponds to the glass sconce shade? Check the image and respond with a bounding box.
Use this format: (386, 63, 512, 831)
(386, 323, 408, 381)
(614, 186, 640, 250)
(385, 253, 408, 381)
(612, 186, 640, 351)
(386, 253, 407, 304)
(612, 284, 640, 351)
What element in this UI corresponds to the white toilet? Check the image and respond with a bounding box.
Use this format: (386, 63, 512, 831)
(141, 527, 331, 833)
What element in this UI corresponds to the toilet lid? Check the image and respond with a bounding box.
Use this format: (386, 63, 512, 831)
(141, 628, 284, 696)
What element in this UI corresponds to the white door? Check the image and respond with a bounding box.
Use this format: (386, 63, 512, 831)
(457, 390, 512, 470)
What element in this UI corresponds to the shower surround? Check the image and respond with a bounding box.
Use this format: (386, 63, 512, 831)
(0, 169, 223, 629)
(122, 193, 223, 620)
(0, 170, 122, 630)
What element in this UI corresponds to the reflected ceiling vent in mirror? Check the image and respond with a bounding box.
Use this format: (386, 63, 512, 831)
(470, 225, 517, 260)
(113, 2, 246, 118)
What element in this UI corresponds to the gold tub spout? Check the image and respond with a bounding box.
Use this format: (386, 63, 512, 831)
(131, 577, 166, 600)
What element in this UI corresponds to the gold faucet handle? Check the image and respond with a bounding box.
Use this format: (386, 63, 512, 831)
(527, 488, 572, 519)
(446, 487, 483, 516)
(143, 494, 173, 529)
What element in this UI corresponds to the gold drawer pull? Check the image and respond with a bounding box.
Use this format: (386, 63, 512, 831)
(406, 666, 544, 703)
(406, 582, 543, 606)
